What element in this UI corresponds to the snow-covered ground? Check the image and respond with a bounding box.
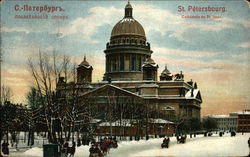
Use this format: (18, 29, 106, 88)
(10, 133, 250, 157)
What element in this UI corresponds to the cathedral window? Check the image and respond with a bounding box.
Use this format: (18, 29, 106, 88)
(146, 70, 152, 80)
(138, 56, 142, 71)
(120, 55, 124, 71)
(113, 60, 116, 71)
(130, 54, 135, 71)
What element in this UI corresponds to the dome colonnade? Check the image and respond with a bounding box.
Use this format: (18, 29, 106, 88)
(104, 2, 153, 81)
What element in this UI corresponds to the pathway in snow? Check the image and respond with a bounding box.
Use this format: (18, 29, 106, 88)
(10, 133, 250, 157)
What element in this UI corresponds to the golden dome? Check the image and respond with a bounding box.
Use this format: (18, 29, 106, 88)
(111, 19, 145, 37)
(111, 2, 145, 37)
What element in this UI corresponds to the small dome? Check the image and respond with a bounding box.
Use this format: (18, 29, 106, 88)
(162, 65, 171, 75)
(125, 2, 132, 9)
(79, 56, 90, 66)
(144, 57, 155, 64)
(142, 57, 158, 68)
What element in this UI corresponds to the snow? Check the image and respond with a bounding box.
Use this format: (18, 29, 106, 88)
(149, 118, 173, 124)
(99, 119, 173, 127)
(185, 89, 199, 98)
(10, 133, 250, 157)
(99, 119, 132, 127)
(207, 114, 230, 118)
(139, 84, 159, 88)
(231, 110, 250, 115)
(90, 119, 102, 123)
(23, 147, 43, 156)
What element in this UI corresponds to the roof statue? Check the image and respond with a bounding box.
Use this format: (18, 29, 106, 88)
(174, 71, 184, 81)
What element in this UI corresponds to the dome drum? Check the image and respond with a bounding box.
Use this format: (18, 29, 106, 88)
(105, 53, 149, 73)
(103, 2, 153, 81)
(105, 42, 152, 53)
(110, 34, 146, 41)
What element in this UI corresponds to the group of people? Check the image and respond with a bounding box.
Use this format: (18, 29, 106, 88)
(176, 135, 187, 144)
(61, 142, 76, 157)
(89, 137, 118, 157)
(161, 137, 170, 148)
(1, 141, 9, 156)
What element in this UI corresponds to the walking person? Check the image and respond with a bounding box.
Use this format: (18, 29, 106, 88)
(2, 141, 9, 155)
(248, 137, 250, 156)
(61, 142, 68, 157)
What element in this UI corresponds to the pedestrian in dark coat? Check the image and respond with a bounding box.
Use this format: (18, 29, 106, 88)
(2, 141, 9, 155)
(61, 142, 68, 157)
(248, 137, 250, 147)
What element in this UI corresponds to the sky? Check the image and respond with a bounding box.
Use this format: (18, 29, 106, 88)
(0, 0, 250, 116)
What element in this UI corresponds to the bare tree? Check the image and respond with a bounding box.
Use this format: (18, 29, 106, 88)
(27, 50, 74, 143)
(1, 85, 13, 103)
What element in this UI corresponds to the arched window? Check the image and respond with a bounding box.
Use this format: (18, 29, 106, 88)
(138, 56, 142, 71)
(130, 54, 135, 71)
(120, 55, 124, 71)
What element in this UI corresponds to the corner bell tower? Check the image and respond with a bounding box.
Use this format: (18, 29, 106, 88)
(77, 56, 93, 84)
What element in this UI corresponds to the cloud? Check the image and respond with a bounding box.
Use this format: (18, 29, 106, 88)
(55, 3, 249, 43)
(1, 27, 39, 34)
(54, 6, 122, 43)
(237, 41, 250, 49)
(134, 5, 235, 41)
(4, 3, 245, 45)
(231, 51, 250, 61)
(154, 51, 249, 76)
(153, 47, 217, 58)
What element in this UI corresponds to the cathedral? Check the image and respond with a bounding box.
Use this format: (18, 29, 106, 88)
(57, 2, 202, 129)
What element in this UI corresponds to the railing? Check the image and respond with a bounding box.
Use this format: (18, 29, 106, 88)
(106, 42, 151, 49)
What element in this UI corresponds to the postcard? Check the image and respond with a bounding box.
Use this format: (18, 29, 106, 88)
(0, 0, 249, 157)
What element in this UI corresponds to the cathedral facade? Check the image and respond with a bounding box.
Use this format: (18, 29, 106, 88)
(57, 3, 202, 125)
